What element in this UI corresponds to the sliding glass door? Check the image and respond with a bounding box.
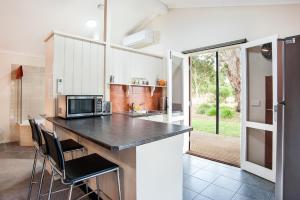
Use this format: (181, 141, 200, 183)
(190, 48, 241, 166)
(218, 48, 241, 137)
(191, 52, 217, 135)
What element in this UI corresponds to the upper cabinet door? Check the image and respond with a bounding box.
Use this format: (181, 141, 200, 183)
(96, 45, 105, 94)
(90, 43, 98, 94)
(73, 40, 83, 95)
(81, 41, 92, 95)
(90, 43, 105, 95)
(53, 35, 65, 95)
(64, 38, 75, 95)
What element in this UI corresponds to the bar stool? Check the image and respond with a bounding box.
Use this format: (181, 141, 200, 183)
(27, 118, 86, 200)
(41, 128, 122, 200)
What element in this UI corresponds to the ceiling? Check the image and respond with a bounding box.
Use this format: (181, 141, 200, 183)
(2, 0, 299, 57)
(160, 0, 300, 8)
(0, 0, 166, 56)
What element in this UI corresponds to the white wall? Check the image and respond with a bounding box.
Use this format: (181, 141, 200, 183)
(0, 51, 44, 143)
(142, 4, 300, 54)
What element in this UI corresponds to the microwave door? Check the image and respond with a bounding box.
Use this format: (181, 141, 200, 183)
(67, 97, 94, 117)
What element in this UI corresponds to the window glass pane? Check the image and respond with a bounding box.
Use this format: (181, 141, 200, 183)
(247, 127, 272, 169)
(218, 48, 241, 138)
(191, 52, 216, 134)
(172, 56, 184, 115)
(247, 44, 273, 124)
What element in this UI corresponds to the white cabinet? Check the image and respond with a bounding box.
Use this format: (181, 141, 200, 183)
(63, 37, 75, 94)
(89, 43, 105, 95)
(73, 39, 83, 94)
(48, 33, 105, 96)
(110, 46, 166, 85)
(81, 41, 91, 95)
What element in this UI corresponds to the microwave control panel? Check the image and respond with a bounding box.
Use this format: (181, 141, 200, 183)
(95, 97, 103, 114)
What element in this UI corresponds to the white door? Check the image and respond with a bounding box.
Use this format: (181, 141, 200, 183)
(167, 50, 190, 152)
(241, 35, 278, 182)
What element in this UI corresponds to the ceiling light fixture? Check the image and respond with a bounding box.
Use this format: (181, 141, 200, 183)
(86, 20, 97, 28)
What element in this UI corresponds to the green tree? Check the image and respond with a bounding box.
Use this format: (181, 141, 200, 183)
(219, 49, 241, 112)
(191, 54, 216, 97)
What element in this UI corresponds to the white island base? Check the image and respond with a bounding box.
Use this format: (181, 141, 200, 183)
(53, 126, 184, 200)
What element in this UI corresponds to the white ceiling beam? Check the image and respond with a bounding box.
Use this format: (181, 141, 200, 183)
(160, 0, 300, 8)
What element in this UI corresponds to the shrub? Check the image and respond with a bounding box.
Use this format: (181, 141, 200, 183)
(220, 107, 234, 119)
(219, 86, 232, 101)
(206, 106, 216, 116)
(197, 104, 211, 114)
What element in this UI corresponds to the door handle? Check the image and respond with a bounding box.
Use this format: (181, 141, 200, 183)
(278, 101, 286, 105)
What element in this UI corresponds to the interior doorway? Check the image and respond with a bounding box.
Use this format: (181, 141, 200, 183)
(189, 47, 241, 166)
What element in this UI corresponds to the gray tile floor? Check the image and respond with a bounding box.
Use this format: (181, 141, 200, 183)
(183, 154, 275, 200)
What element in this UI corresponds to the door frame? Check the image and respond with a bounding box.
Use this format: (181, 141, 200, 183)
(167, 50, 189, 124)
(240, 35, 278, 182)
(167, 50, 190, 152)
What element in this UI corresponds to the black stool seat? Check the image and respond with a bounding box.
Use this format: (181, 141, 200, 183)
(41, 139, 84, 154)
(64, 153, 118, 184)
(60, 139, 84, 152)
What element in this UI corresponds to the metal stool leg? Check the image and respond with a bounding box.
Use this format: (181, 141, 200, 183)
(47, 169, 55, 200)
(37, 156, 46, 200)
(85, 180, 89, 193)
(68, 185, 73, 200)
(27, 149, 38, 200)
(96, 176, 100, 200)
(116, 168, 122, 200)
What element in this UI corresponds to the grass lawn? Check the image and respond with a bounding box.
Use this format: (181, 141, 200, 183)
(192, 119, 241, 137)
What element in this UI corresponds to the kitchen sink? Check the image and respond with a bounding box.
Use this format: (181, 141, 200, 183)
(116, 110, 166, 118)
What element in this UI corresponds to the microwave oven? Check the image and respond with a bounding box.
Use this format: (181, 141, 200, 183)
(57, 95, 103, 119)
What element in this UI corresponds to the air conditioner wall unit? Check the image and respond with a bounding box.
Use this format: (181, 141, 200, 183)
(122, 29, 154, 48)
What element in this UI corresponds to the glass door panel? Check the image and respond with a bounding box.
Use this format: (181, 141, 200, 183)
(191, 52, 216, 135)
(167, 50, 189, 126)
(172, 56, 184, 116)
(246, 127, 273, 170)
(247, 45, 273, 124)
(219, 48, 241, 138)
(167, 51, 189, 152)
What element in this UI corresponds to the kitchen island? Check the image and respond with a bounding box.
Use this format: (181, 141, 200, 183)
(46, 114, 192, 200)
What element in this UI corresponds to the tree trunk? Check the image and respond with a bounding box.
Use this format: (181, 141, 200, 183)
(219, 49, 241, 112)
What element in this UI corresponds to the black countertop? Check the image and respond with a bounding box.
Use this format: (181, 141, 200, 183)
(46, 114, 192, 151)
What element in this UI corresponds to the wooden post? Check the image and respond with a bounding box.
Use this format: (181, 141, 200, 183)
(104, 0, 111, 101)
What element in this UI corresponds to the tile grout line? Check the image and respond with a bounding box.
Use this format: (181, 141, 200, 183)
(230, 182, 244, 200)
(185, 155, 274, 200)
(194, 181, 214, 200)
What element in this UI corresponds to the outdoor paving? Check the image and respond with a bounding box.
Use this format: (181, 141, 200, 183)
(190, 132, 240, 166)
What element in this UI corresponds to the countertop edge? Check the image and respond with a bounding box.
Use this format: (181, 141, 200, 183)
(116, 127, 193, 151)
